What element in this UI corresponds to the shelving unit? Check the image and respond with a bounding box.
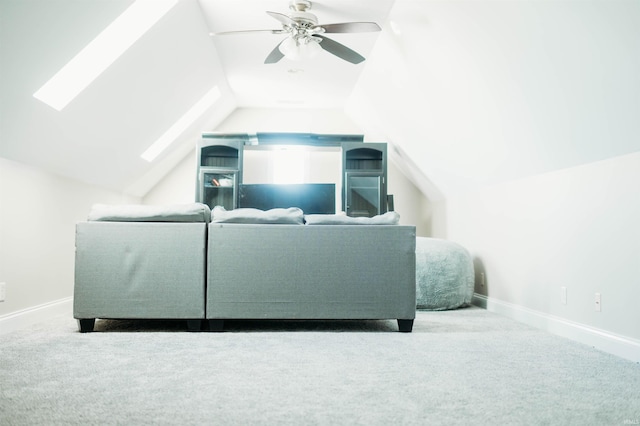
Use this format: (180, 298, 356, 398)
(196, 136, 244, 210)
(194, 134, 388, 217)
(342, 143, 387, 217)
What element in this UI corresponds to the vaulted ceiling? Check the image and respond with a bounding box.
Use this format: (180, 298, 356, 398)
(1, 0, 236, 195)
(199, 0, 394, 108)
(2, 0, 639, 200)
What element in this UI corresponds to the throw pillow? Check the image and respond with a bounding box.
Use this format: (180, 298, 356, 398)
(88, 203, 211, 223)
(304, 211, 400, 225)
(211, 206, 304, 224)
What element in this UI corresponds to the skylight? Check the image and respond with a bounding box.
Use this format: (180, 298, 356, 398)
(33, 0, 178, 111)
(141, 86, 222, 162)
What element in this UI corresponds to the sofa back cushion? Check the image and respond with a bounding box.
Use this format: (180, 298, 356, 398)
(211, 206, 304, 225)
(304, 211, 400, 225)
(88, 203, 211, 223)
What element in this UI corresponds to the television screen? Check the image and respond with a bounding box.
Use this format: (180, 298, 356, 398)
(238, 183, 336, 214)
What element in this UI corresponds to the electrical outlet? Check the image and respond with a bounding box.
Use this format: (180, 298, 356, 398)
(0, 282, 6, 302)
(595, 293, 601, 312)
(561, 286, 567, 305)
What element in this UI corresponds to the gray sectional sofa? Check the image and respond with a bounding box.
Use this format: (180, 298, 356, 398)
(73, 204, 211, 333)
(74, 204, 416, 332)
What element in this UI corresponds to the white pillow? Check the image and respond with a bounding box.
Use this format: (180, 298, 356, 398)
(211, 206, 304, 224)
(304, 211, 400, 225)
(88, 203, 211, 223)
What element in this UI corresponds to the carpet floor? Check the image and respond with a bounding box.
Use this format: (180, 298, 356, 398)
(1, 307, 638, 425)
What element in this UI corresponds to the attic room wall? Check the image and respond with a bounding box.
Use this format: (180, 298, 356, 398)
(443, 152, 640, 343)
(143, 108, 431, 234)
(345, 0, 640, 356)
(0, 157, 138, 321)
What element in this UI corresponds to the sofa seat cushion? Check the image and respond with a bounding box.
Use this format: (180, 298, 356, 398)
(211, 206, 304, 224)
(304, 211, 400, 225)
(88, 203, 211, 223)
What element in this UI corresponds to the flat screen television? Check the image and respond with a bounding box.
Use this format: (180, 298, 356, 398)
(238, 183, 336, 214)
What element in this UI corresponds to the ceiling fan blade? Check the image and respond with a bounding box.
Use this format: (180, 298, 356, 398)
(319, 22, 381, 33)
(264, 40, 286, 64)
(317, 35, 365, 64)
(266, 11, 297, 27)
(212, 29, 285, 36)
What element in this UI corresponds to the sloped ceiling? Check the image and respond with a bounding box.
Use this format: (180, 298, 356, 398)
(348, 0, 640, 198)
(1, 0, 639, 200)
(0, 0, 392, 197)
(0, 0, 236, 196)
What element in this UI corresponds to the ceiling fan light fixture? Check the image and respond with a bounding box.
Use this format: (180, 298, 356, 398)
(278, 37, 321, 61)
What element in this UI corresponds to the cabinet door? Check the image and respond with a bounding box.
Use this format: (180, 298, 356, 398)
(345, 173, 382, 217)
(200, 170, 237, 210)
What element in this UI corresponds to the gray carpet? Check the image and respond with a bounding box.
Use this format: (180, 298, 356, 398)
(1, 307, 638, 425)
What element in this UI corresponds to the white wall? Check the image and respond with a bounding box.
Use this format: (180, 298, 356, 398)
(215, 108, 363, 135)
(437, 151, 640, 342)
(345, 0, 640, 358)
(388, 160, 432, 236)
(143, 149, 199, 206)
(0, 157, 138, 317)
(348, 0, 640, 195)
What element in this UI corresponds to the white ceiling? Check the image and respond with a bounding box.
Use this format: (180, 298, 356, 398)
(0, 0, 393, 196)
(199, 0, 394, 108)
(0, 0, 233, 194)
(1, 0, 639, 200)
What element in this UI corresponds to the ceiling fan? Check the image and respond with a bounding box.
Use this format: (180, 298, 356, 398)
(211, 0, 381, 64)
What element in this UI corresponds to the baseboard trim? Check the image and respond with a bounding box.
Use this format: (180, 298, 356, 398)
(473, 294, 640, 363)
(0, 297, 73, 335)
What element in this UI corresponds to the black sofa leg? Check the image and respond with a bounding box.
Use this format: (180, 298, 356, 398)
(397, 319, 414, 333)
(77, 319, 95, 333)
(187, 319, 203, 332)
(208, 319, 224, 332)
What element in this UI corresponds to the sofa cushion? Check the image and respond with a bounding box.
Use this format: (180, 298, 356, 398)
(304, 211, 400, 225)
(211, 206, 304, 224)
(88, 203, 211, 223)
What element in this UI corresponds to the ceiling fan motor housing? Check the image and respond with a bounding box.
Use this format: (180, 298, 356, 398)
(289, 0, 312, 12)
(288, 0, 317, 27)
(287, 1, 320, 38)
(290, 11, 318, 26)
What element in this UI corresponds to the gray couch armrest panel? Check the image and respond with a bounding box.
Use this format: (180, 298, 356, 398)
(207, 224, 416, 320)
(74, 222, 206, 319)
